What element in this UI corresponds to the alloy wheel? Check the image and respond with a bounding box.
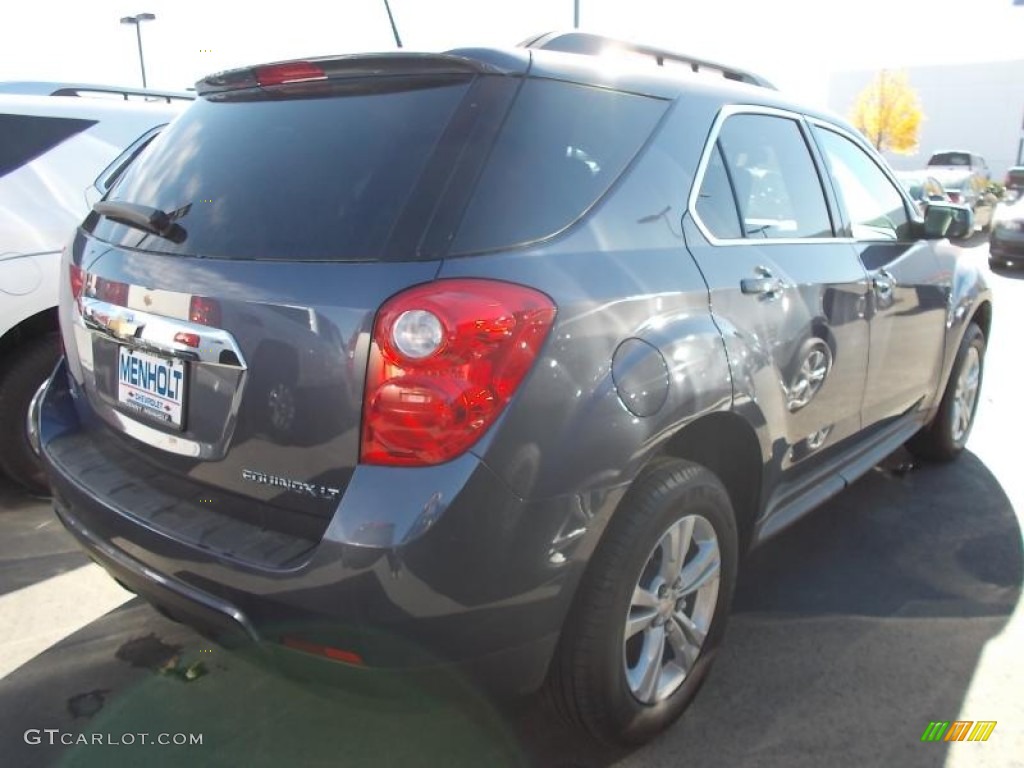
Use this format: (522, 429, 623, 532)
(623, 514, 721, 704)
(951, 345, 981, 443)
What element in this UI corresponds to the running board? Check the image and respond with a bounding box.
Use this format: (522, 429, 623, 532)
(754, 414, 924, 544)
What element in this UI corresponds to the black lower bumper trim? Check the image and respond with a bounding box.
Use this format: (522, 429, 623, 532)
(55, 500, 260, 648)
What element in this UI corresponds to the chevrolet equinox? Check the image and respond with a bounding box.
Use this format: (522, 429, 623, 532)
(37, 32, 992, 744)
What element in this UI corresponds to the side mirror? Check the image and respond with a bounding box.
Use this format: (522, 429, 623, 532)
(924, 203, 973, 240)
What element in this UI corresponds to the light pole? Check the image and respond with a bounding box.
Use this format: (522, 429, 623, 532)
(574, 0, 580, 28)
(382, 0, 403, 48)
(120, 13, 156, 88)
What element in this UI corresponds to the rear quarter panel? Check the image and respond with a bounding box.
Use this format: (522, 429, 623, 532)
(438, 95, 740, 502)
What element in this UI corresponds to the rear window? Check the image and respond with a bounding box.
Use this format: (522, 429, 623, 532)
(1007, 170, 1024, 188)
(90, 75, 666, 261)
(450, 79, 667, 254)
(0, 114, 97, 178)
(92, 77, 473, 261)
(928, 152, 970, 167)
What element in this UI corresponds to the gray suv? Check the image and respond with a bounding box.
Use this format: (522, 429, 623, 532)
(37, 32, 992, 745)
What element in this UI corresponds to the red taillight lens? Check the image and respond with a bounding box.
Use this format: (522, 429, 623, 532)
(189, 296, 221, 327)
(95, 276, 129, 306)
(69, 264, 85, 302)
(255, 62, 326, 87)
(361, 279, 556, 466)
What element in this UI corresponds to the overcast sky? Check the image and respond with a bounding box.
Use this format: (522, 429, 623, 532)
(2, 0, 1022, 106)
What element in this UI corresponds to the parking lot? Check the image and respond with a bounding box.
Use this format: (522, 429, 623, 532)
(0, 236, 1021, 768)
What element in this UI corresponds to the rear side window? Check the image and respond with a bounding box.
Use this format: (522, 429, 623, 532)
(93, 77, 473, 261)
(95, 127, 163, 193)
(0, 114, 96, 178)
(450, 79, 667, 254)
(715, 114, 832, 239)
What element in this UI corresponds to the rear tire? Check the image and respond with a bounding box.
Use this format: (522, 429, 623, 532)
(907, 323, 985, 462)
(546, 459, 738, 745)
(0, 334, 59, 494)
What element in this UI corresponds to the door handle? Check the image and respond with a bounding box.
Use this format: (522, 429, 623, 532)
(741, 266, 785, 298)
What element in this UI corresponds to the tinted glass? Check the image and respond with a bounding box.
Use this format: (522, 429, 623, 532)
(92, 77, 472, 261)
(816, 129, 910, 241)
(717, 114, 832, 239)
(96, 128, 162, 192)
(929, 152, 970, 166)
(450, 79, 667, 254)
(695, 143, 743, 239)
(0, 114, 96, 178)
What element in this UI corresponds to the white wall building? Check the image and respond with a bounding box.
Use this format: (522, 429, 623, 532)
(829, 60, 1024, 179)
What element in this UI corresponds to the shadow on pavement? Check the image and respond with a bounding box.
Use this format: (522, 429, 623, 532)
(0, 476, 86, 598)
(989, 264, 1024, 280)
(0, 449, 1019, 768)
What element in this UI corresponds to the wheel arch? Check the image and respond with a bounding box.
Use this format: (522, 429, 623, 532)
(970, 299, 992, 342)
(653, 411, 764, 551)
(0, 307, 60, 362)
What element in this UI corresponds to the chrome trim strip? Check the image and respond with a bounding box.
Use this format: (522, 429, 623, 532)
(685, 104, 886, 247)
(687, 104, 819, 246)
(79, 297, 247, 368)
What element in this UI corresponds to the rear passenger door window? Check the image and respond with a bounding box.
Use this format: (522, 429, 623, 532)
(814, 129, 911, 241)
(713, 114, 833, 239)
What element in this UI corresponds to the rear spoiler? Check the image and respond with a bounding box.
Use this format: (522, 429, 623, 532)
(195, 53, 526, 96)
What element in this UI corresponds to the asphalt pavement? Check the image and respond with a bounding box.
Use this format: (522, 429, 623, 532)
(0, 237, 1021, 768)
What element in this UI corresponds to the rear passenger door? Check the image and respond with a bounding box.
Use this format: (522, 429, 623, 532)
(684, 107, 871, 491)
(810, 124, 948, 430)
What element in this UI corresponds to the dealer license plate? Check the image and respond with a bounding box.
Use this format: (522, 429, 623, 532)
(117, 347, 186, 429)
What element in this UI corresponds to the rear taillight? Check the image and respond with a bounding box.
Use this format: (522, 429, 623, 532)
(361, 279, 556, 466)
(189, 296, 222, 327)
(95, 276, 129, 306)
(69, 263, 85, 302)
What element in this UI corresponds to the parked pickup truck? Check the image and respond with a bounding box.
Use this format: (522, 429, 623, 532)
(926, 150, 995, 230)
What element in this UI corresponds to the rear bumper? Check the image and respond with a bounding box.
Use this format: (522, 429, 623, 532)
(40, 359, 610, 695)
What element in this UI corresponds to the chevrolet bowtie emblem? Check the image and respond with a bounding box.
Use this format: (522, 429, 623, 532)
(106, 314, 141, 339)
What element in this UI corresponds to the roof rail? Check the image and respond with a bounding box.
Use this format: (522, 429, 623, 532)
(519, 32, 775, 90)
(0, 81, 194, 103)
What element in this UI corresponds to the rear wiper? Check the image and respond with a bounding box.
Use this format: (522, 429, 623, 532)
(93, 201, 187, 244)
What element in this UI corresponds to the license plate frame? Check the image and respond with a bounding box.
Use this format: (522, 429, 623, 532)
(117, 346, 187, 430)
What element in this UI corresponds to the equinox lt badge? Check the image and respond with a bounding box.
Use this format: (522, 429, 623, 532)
(241, 469, 340, 501)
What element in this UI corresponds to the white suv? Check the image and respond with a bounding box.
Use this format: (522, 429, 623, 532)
(0, 86, 186, 492)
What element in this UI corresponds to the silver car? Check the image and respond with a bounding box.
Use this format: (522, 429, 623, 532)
(0, 85, 187, 492)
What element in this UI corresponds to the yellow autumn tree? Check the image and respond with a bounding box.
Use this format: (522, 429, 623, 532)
(850, 70, 924, 154)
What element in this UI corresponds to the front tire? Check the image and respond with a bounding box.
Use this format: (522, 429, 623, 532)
(546, 460, 738, 745)
(908, 323, 985, 462)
